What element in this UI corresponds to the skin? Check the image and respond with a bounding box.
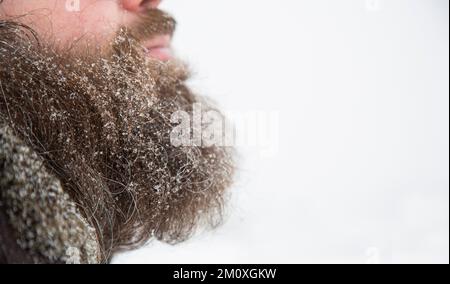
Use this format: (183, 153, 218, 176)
(0, 0, 163, 50)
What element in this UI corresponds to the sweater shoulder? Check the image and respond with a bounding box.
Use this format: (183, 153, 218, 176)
(0, 124, 101, 264)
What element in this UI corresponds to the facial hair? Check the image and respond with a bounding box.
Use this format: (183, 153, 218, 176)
(0, 10, 234, 263)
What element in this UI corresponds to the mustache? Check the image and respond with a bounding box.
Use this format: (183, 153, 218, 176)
(0, 9, 176, 55)
(129, 9, 177, 42)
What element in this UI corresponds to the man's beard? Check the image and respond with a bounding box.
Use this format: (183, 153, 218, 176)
(0, 10, 234, 263)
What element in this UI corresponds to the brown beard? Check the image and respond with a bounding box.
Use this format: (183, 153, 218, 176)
(0, 10, 234, 263)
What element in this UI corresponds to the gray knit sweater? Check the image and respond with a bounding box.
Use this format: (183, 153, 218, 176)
(0, 124, 101, 264)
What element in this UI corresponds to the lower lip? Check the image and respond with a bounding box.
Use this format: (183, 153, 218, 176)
(145, 47, 172, 61)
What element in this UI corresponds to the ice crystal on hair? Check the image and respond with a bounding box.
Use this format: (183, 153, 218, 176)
(0, 17, 234, 263)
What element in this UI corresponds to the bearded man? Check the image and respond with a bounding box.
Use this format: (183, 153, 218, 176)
(0, 0, 234, 264)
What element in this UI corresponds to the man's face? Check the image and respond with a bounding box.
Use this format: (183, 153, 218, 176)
(0, 0, 234, 263)
(0, 0, 172, 60)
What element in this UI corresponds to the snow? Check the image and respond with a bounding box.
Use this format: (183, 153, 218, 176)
(113, 0, 449, 264)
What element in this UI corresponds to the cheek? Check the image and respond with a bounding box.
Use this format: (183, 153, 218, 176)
(50, 1, 124, 46)
(1, 0, 124, 47)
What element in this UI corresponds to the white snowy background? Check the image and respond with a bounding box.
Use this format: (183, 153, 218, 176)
(113, 0, 449, 264)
